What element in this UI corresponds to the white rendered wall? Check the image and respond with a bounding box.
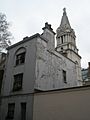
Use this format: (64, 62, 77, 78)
(35, 37, 78, 90)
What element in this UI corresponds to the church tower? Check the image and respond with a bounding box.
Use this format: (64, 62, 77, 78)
(56, 8, 82, 85)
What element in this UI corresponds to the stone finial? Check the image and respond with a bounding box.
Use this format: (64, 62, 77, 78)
(63, 8, 66, 15)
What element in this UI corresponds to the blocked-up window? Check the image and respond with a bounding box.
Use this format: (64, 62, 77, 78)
(13, 73, 23, 91)
(6, 103, 15, 119)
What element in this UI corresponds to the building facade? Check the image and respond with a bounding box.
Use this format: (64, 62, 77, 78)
(0, 9, 82, 120)
(0, 52, 7, 118)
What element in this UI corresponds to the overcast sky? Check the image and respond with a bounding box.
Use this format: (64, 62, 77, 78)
(0, 0, 90, 68)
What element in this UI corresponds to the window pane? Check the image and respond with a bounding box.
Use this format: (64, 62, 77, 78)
(13, 73, 23, 91)
(6, 103, 15, 119)
(63, 70, 67, 83)
(16, 52, 25, 65)
(21, 103, 26, 120)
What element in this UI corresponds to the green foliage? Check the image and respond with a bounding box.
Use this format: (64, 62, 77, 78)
(0, 13, 12, 51)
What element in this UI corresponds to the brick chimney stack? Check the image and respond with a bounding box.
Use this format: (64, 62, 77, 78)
(42, 22, 56, 51)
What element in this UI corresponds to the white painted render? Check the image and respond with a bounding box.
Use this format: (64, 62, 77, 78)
(0, 9, 82, 120)
(35, 37, 79, 90)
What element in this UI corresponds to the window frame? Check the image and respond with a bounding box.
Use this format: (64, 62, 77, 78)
(6, 103, 15, 119)
(13, 73, 23, 91)
(16, 52, 26, 66)
(14, 47, 26, 66)
(62, 70, 67, 83)
(21, 102, 26, 120)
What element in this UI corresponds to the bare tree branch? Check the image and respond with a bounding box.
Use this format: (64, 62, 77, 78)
(0, 13, 12, 52)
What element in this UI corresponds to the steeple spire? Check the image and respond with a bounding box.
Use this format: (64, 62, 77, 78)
(56, 8, 80, 61)
(56, 8, 82, 85)
(60, 8, 71, 29)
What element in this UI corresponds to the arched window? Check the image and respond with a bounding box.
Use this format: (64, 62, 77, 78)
(15, 47, 26, 66)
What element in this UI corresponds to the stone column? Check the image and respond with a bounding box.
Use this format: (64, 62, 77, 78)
(73, 36, 75, 44)
(63, 36, 64, 43)
(60, 37, 61, 44)
(66, 35, 68, 42)
(67, 35, 70, 42)
(57, 37, 61, 46)
(70, 35, 72, 42)
(64, 35, 66, 43)
(57, 38, 59, 46)
(68, 35, 71, 42)
(72, 36, 73, 43)
(66, 35, 67, 42)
